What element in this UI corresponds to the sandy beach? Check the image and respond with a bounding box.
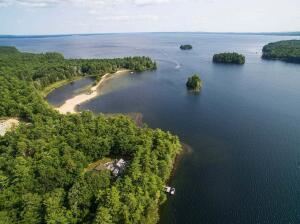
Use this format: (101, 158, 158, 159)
(56, 70, 130, 114)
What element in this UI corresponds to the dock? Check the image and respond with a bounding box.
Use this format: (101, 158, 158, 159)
(164, 186, 175, 195)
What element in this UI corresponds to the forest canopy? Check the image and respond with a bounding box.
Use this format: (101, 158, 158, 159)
(0, 46, 181, 224)
(213, 52, 245, 64)
(262, 40, 300, 63)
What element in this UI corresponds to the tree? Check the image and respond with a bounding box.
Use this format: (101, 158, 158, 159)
(186, 74, 202, 91)
(44, 189, 74, 224)
(19, 193, 43, 224)
(94, 207, 113, 224)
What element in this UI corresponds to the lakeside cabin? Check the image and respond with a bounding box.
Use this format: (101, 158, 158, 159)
(95, 158, 127, 176)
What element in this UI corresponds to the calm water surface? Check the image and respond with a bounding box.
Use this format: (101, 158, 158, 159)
(46, 77, 95, 106)
(2, 33, 300, 224)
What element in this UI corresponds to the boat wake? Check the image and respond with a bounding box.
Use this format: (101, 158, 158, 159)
(157, 58, 181, 69)
(158, 50, 181, 69)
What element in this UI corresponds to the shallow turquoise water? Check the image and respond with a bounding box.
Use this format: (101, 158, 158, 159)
(2, 33, 300, 223)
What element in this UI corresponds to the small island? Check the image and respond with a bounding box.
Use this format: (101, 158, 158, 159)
(186, 74, 202, 91)
(180, 44, 193, 50)
(262, 40, 300, 63)
(213, 52, 245, 64)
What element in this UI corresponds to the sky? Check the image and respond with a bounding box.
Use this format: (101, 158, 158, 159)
(0, 0, 300, 35)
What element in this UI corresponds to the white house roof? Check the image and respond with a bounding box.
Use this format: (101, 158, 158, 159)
(116, 159, 126, 168)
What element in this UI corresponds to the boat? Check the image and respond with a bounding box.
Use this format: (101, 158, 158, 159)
(170, 187, 175, 195)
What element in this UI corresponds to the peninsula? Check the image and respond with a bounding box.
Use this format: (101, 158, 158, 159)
(0, 46, 181, 224)
(262, 40, 300, 63)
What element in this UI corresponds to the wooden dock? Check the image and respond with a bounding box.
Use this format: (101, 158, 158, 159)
(164, 186, 175, 195)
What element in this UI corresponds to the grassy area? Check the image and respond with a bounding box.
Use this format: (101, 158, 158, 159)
(84, 157, 113, 173)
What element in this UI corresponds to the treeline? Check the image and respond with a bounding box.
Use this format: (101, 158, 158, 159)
(262, 40, 300, 63)
(0, 46, 181, 224)
(0, 46, 157, 90)
(213, 52, 245, 64)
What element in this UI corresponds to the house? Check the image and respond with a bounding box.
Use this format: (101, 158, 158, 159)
(116, 159, 126, 170)
(103, 159, 127, 176)
(104, 162, 115, 172)
(112, 168, 120, 176)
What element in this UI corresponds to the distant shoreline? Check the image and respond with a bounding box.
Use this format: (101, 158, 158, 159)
(1, 31, 300, 38)
(55, 69, 130, 114)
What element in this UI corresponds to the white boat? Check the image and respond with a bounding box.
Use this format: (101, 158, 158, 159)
(170, 188, 175, 195)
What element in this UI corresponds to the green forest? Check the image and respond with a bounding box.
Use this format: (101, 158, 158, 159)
(262, 40, 300, 63)
(0, 47, 181, 223)
(213, 52, 245, 64)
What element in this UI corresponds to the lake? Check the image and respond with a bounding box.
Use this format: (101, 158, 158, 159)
(2, 33, 300, 223)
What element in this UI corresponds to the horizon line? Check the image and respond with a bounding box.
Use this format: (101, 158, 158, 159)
(0, 31, 300, 38)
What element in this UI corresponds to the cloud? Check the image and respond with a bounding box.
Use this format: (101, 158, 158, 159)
(0, 0, 173, 7)
(96, 14, 160, 22)
(0, 0, 12, 7)
(16, 0, 62, 7)
(133, 0, 170, 6)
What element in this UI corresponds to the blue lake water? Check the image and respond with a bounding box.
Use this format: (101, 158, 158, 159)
(1, 33, 300, 223)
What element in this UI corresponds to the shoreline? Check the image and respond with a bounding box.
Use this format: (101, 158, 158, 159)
(55, 69, 131, 114)
(41, 76, 84, 97)
(167, 142, 192, 183)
